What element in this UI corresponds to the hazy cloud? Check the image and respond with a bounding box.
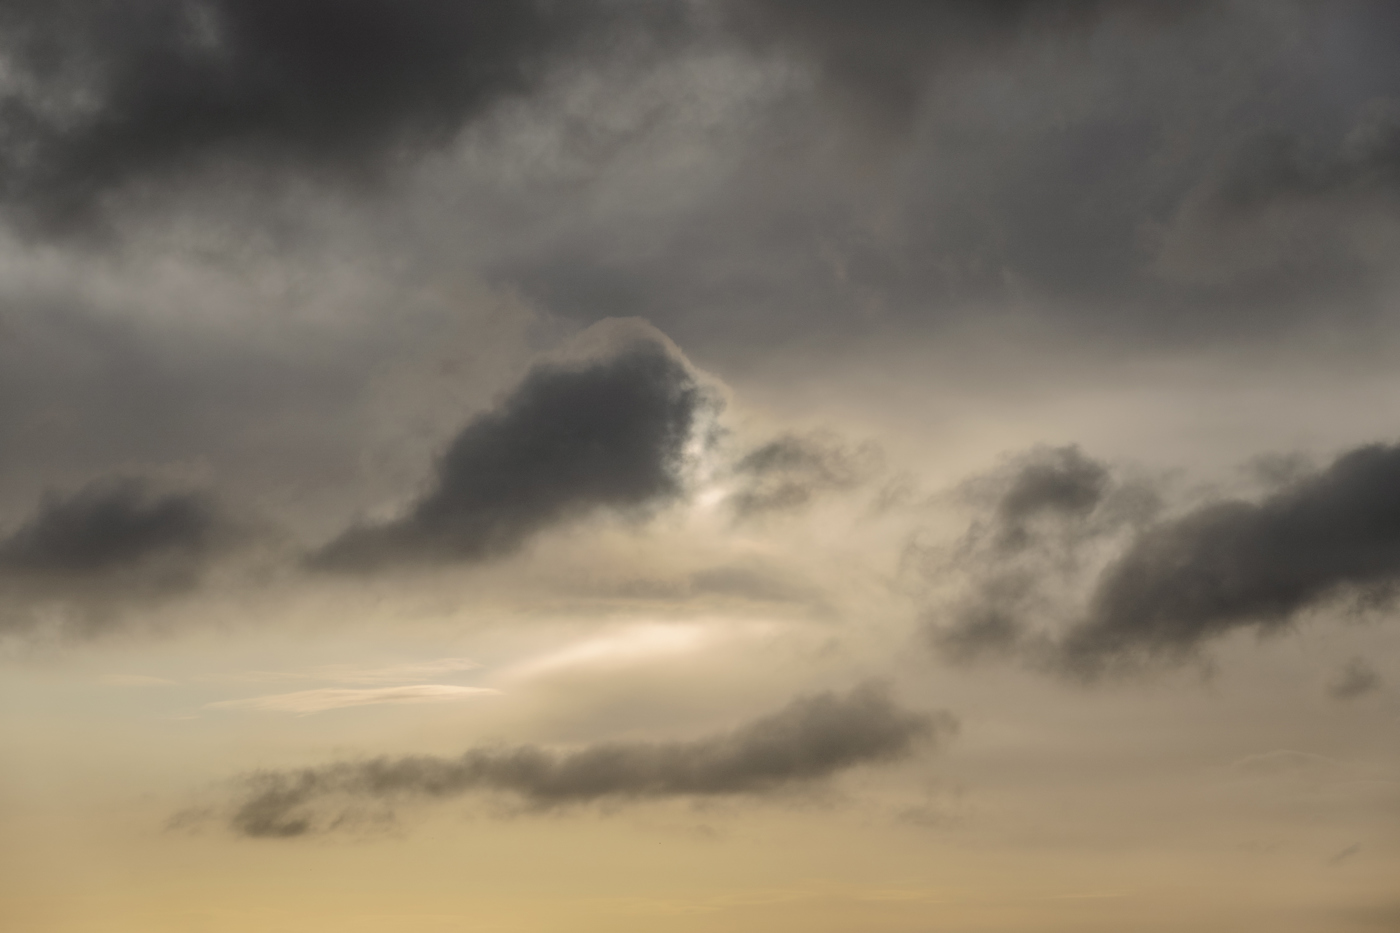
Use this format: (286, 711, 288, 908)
(989, 445, 1111, 553)
(714, 0, 1121, 131)
(1328, 657, 1382, 701)
(225, 683, 952, 837)
(728, 432, 881, 519)
(931, 447, 1155, 664)
(312, 325, 715, 571)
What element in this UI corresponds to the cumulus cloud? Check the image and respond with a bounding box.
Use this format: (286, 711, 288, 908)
(222, 683, 952, 837)
(728, 432, 882, 519)
(0, 0, 668, 230)
(1059, 442, 1400, 673)
(311, 325, 715, 571)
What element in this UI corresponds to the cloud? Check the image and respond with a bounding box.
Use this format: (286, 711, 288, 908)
(0, 0, 666, 231)
(0, 478, 220, 577)
(224, 658, 483, 686)
(0, 478, 229, 634)
(1328, 657, 1382, 701)
(223, 682, 953, 837)
(988, 445, 1111, 552)
(206, 684, 499, 715)
(713, 0, 1124, 132)
(728, 432, 882, 519)
(1156, 100, 1400, 287)
(1058, 442, 1400, 673)
(929, 446, 1155, 664)
(311, 323, 716, 571)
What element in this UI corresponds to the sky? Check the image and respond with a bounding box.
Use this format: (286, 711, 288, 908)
(1, 2, 1398, 931)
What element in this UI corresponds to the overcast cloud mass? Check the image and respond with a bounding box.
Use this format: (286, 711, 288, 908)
(1, 4, 1398, 933)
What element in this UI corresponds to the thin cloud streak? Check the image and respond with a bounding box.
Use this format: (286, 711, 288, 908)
(206, 684, 500, 715)
(223, 683, 951, 837)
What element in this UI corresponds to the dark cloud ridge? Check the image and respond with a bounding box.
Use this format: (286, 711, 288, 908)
(1062, 441, 1400, 671)
(227, 683, 952, 838)
(312, 330, 713, 571)
(0, 477, 225, 635)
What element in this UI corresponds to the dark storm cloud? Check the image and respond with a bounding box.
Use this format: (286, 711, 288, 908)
(0, 0, 662, 229)
(225, 683, 953, 838)
(1060, 442, 1400, 673)
(728, 432, 881, 519)
(311, 329, 713, 571)
(0, 478, 228, 635)
(493, 2, 1400, 354)
(0, 478, 218, 576)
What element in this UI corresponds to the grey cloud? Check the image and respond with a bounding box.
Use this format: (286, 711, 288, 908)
(0, 477, 227, 634)
(1328, 657, 1382, 701)
(1060, 442, 1400, 673)
(491, 2, 1400, 355)
(991, 445, 1111, 552)
(931, 447, 1154, 664)
(728, 432, 881, 519)
(1156, 101, 1400, 287)
(0, 478, 219, 576)
(225, 682, 953, 837)
(311, 326, 714, 571)
(714, 0, 1122, 132)
(0, 0, 663, 230)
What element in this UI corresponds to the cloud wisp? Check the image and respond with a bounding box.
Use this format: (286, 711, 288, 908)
(311, 325, 716, 571)
(727, 432, 882, 520)
(223, 683, 953, 837)
(206, 684, 500, 715)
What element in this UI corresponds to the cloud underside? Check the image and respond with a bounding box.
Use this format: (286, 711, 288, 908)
(0, 0, 651, 229)
(312, 326, 710, 570)
(228, 683, 952, 837)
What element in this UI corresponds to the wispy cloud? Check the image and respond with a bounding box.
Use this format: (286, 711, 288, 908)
(206, 685, 500, 715)
(101, 674, 178, 687)
(217, 658, 483, 686)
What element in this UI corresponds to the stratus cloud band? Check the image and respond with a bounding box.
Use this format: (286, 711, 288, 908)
(225, 683, 953, 837)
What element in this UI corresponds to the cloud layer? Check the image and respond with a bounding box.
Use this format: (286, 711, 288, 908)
(0, 0, 658, 229)
(226, 683, 951, 837)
